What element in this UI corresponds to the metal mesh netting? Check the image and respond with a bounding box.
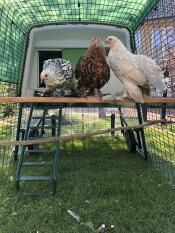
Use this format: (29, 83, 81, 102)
(0, 0, 157, 85)
(120, 105, 175, 187)
(135, 0, 175, 97)
(0, 105, 121, 166)
(145, 107, 175, 186)
(0, 103, 174, 187)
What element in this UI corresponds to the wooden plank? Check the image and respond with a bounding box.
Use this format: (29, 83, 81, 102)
(0, 96, 129, 104)
(144, 97, 175, 103)
(0, 97, 174, 104)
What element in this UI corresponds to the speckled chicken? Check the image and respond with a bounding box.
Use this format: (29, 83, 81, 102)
(75, 37, 110, 97)
(40, 58, 74, 96)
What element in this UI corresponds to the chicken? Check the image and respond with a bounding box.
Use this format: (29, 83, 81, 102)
(75, 37, 110, 97)
(40, 58, 74, 96)
(105, 36, 167, 103)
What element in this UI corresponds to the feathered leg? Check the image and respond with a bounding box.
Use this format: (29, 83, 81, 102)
(78, 87, 87, 97)
(94, 88, 102, 97)
(88, 88, 95, 96)
(102, 81, 144, 103)
(123, 80, 144, 103)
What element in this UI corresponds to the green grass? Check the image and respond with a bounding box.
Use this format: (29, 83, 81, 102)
(168, 124, 175, 133)
(61, 114, 113, 136)
(0, 124, 12, 140)
(0, 136, 175, 233)
(145, 127, 175, 165)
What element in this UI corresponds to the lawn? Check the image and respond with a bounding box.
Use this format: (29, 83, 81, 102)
(0, 136, 175, 233)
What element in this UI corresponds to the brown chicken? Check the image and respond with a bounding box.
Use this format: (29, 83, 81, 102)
(75, 37, 110, 97)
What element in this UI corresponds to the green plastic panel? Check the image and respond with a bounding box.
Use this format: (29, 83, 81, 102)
(63, 48, 86, 69)
(0, 0, 158, 85)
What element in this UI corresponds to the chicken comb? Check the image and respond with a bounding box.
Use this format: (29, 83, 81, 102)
(94, 36, 100, 46)
(90, 37, 95, 44)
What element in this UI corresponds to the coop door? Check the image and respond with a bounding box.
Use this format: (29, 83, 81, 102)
(63, 48, 86, 88)
(38, 50, 62, 87)
(63, 48, 86, 69)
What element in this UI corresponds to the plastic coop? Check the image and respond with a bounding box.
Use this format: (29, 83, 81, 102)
(0, 0, 174, 195)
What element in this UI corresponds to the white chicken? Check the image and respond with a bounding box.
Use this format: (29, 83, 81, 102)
(105, 36, 167, 103)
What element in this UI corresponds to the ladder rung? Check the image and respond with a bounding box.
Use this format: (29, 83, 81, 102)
(19, 176, 51, 181)
(22, 161, 53, 167)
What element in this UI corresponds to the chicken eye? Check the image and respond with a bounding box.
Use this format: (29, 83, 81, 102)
(45, 74, 48, 77)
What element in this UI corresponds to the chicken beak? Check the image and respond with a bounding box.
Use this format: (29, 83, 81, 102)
(40, 75, 48, 81)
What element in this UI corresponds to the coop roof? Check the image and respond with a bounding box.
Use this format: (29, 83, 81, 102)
(0, 0, 158, 85)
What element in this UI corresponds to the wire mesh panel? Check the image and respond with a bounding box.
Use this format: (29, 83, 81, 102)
(135, 0, 175, 97)
(133, 0, 175, 186)
(61, 107, 122, 136)
(0, 104, 122, 164)
(145, 106, 175, 187)
(0, 101, 174, 193)
(117, 103, 175, 187)
(0, 102, 17, 167)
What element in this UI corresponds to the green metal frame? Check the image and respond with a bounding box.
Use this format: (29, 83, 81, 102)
(53, 106, 62, 194)
(16, 103, 34, 192)
(119, 104, 148, 159)
(15, 103, 63, 195)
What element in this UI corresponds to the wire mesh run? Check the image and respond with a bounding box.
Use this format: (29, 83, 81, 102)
(0, 104, 122, 165)
(135, 0, 175, 98)
(0, 0, 157, 86)
(0, 102, 174, 188)
(145, 106, 175, 187)
(120, 103, 175, 186)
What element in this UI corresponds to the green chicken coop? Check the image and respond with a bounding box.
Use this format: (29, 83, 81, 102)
(0, 0, 174, 196)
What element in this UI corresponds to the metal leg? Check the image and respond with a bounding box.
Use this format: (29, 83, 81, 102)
(136, 103, 148, 159)
(53, 107, 62, 194)
(119, 107, 127, 127)
(142, 104, 148, 122)
(40, 108, 48, 136)
(51, 115, 56, 137)
(15, 103, 34, 192)
(161, 90, 167, 125)
(111, 113, 115, 137)
(13, 104, 23, 161)
(119, 107, 128, 136)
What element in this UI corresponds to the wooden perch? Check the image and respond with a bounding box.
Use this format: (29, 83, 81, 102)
(0, 97, 174, 104)
(0, 119, 166, 146)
